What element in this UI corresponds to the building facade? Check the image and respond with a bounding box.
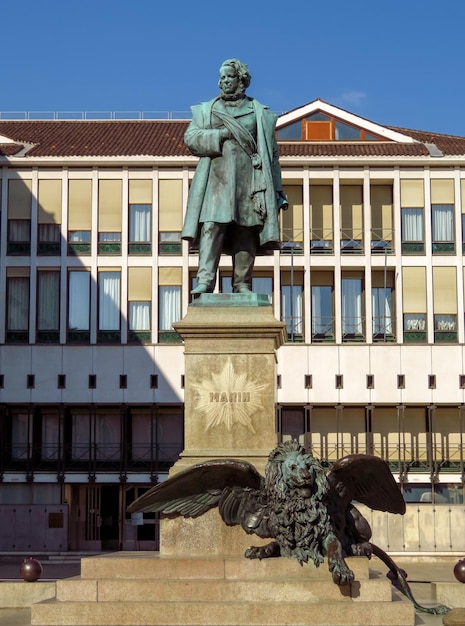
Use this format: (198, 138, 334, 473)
(1, 99, 465, 553)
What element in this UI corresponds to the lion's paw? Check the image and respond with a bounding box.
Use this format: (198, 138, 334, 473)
(245, 542, 280, 560)
(351, 541, 372, 558)
(329, 560, 355, 586)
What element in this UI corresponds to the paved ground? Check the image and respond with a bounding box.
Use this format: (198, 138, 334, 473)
(0, 553, 462, 625)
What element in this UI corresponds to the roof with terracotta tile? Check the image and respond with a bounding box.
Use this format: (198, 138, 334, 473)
(0, 119, 464, 159)
(0, 120, 191, 158)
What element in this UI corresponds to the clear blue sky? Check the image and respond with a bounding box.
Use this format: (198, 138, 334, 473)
(2, 0, 465, 135)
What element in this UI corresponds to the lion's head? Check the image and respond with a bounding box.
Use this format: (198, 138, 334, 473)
(265, 440, 328, 501)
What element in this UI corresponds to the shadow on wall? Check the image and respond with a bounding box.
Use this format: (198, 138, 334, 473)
(0, 176, 185, 551)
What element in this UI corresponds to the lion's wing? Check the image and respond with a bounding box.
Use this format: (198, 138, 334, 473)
(218, 486, 269, 535)
(327, 454, 406, 514)
(127, 459, 264, 518)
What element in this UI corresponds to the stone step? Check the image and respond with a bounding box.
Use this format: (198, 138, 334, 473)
(56, 575, 392, 604)
(79, 552, 370, 581)
(31, 598, 415, 626)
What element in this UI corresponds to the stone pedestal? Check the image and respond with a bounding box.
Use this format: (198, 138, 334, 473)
(161, 295, 286, 557)
(31, 552, 415, 626)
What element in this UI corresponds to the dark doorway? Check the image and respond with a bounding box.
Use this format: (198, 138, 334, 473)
(100, 485, 120, 550)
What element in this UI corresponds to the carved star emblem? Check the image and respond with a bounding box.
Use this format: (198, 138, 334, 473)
(192, 358, 266, 433)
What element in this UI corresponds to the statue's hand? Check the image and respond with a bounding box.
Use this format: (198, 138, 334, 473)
(219, 127, 231, 143)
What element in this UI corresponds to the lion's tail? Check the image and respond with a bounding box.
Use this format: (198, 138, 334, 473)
(370, 543, 449, 615)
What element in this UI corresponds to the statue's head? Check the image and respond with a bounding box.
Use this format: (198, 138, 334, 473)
(218, 59, 251, 99)
(265, 440, 329, 500)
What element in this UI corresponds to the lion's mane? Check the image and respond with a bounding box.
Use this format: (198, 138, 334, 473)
(265, 440, 333, 566)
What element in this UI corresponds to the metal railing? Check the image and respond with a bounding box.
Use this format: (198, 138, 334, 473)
(0, 111, 193, 120)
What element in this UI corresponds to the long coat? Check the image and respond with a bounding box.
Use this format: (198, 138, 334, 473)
(181, 96, 283, 252)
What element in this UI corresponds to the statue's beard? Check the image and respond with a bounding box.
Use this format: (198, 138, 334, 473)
(220, 88, 245, 102)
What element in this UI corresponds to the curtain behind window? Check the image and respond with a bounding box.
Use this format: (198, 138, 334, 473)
(38, 271, 59, 330)
(69, 272, 90, 330)
(372, 287, 392, 335)
(8, 277, 29, 330)
(402, 208, 423, 241)
(432, 204, 454, 241)
(281, 285, 303, 335)
(129, 204, 151, 242)
(342, 278, 362, 335)
(159, 286, 181, 330)
(99, 272, 120, 330)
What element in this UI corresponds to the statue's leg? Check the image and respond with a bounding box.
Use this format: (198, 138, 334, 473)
(244, 541, 281, 560)
(231, 225, 257, 293)
(193, 222, 225, 293)
(324, 533, 354, 586)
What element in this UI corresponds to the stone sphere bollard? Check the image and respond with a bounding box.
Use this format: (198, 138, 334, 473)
(454, 558, 465, 583)
(20, 557, 43, 582)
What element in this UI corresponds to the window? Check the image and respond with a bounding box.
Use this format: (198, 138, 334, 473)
(129, 204, 151, 245)
(432, 204, 454, 253)
(68, 271, 90, 342)
(402, 208, 423, 244)
(276, 111, 384, 142)
(404, 313, 426, 334)
(11, 412, 32, 461)
(68, 179, 92, 255)
(159, 286, 181, 337)
(281, 283, 303, 341)
(98, 271, 121, 342)
(129, 179, 152, 254)
(401, 179, 424, 253)
(6, 273, 29, 342)
(402, 267, 427, 341)
(38, 179, 61, 255)
(131, 409, 183, 465)
(70, 410, 121, 464)
(433, 266, 457, 342)
(37, 270, 60, 342)
(8, 179, 32, 255)
(159, 268, 181, 342)
(69, 230, 91, 243)
(98, 179, 122, 255)
(311, 285, 333, 340)
(8, 220, 30, 245)
(340, 185, 363, 252)
(341, 277, 363, 340)
(279, 407, 306, 445)
(159, 231, 182, 254)
(42, 413, 63, 461)
(431, 179, 455, 253)
(159, 179, 182, 254)
(95, 412, 121, 462)
(280, 185, 303, 248)
(372, 287, 393, 340)
(129, 302, 150, 331)
(71, 412, 90, 461)
(370, 184, 393, 252)
(310, 185, 333, 253)
(128, 267, 151, 342)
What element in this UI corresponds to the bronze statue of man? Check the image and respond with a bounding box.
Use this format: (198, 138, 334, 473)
(182, 59, 287, 294)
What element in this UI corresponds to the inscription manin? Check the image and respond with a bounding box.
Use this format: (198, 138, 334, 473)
(193, 358, 266, 432)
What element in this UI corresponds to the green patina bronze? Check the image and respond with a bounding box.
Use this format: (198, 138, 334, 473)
(182, 59, 287, 296)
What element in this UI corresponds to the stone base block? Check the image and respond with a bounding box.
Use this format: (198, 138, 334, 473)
(31, 552, 415, 626)
(434, 582, 465, 608)
(0, 581, 55, 607)
(32, 598, 414, 626)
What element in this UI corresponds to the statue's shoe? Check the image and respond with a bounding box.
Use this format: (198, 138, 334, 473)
(191, 283, 211, 294)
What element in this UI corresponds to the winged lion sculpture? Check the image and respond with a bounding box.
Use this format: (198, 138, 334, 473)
(128, 440, 448, 615)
